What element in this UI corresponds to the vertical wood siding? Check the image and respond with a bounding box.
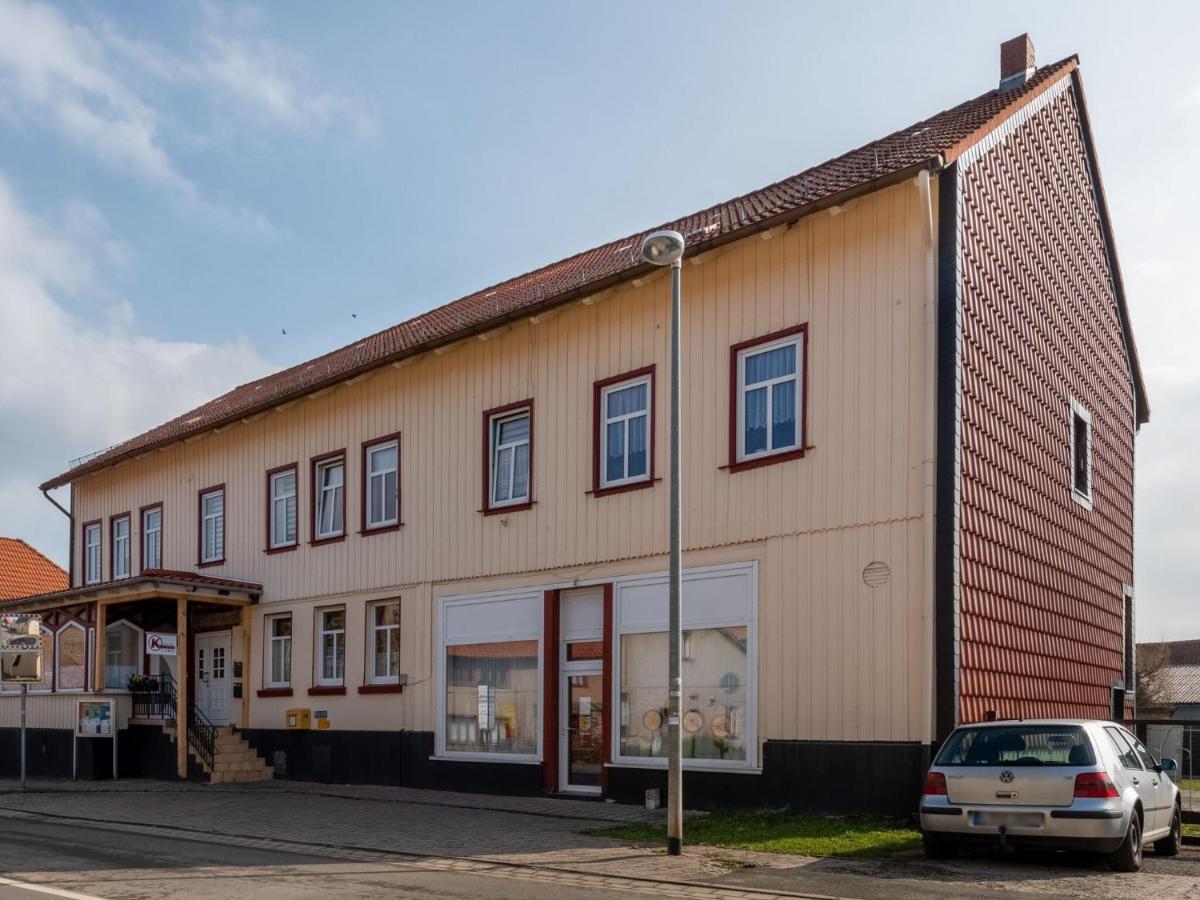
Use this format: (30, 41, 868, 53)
(72, 179, 935, 741)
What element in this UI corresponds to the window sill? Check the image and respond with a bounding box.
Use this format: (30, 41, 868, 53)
(480, 501, 535, 517)
(430, 753, 541, 765)
(588, 478, 659, 498)
(358, 683, 404, 695)
(256, 688, 293, 698)
(1071, 490, 1094, 511)
(360, 522, 403, 537)
(307, 685, 346, 696)
(264, 544, 298, 555)
(309, 535, 347, 547)
(606, 759, 762, 774)
(722, 447, 808, 474)
(197, 558, 226, 569)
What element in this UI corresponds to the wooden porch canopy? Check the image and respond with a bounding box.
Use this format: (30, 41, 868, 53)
(0, 568, 261, 614)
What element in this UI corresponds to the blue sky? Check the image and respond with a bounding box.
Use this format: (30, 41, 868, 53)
(1, 1, 1197, 639)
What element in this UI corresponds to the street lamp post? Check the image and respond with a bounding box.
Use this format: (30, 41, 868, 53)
(640, 229, 685, 856)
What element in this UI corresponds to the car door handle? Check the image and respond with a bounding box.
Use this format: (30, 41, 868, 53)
(1131, 777, 1140, 785)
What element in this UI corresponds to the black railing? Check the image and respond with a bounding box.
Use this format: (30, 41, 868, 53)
(129, 671, 217, 772)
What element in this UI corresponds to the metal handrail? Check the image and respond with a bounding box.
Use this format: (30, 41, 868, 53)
(130, 671, 217, 772)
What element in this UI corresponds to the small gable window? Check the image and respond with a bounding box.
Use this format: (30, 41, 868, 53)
(1070, 399, 1093, 508)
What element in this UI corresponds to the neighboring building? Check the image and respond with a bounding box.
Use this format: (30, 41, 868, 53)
(0, 537, 66, 601)
(0, 36, 1148, 813)
(1133, 640, 1200, 782)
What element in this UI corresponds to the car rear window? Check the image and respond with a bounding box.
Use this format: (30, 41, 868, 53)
(935, 725, 1095, 767)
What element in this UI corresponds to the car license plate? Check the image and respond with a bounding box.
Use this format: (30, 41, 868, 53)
(971, 811, 1043, 828)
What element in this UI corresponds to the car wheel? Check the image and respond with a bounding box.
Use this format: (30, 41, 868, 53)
(1154, 805, 1182, 857)
(1109, 812, 1142, 872)
(922, 833, 957, 860)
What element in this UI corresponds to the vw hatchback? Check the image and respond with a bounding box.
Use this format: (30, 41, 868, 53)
(920, 720, 1181, 871)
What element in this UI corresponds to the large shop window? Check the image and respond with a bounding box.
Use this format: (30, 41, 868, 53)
(439, 592, 541, 760)
(615, 564, 757, 769)
(105, 620, 143, 689)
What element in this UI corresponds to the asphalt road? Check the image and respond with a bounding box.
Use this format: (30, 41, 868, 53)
(0, 817, 661, 900)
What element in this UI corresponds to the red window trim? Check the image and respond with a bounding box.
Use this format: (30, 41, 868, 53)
(591, 365, 656, 497)
(360, 432, 403, 535)
(309, 449, 348, 546)
(264, 462, 299, 554)
(307, 685, 347, 696)
(726, 323, 809, 474)
(81, 519, 101, 586)
(109, 511, 131, 581)
(481, 398, 534, 515)
(256, 688, 293, 698)
(263, 611, 292, 693)
(137, 502, 163, 575)
(196, 484, 226, 568)
(357, 683, 404, 695)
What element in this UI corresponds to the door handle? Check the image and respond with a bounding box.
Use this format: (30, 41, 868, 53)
(1131, 777, 1140, 785)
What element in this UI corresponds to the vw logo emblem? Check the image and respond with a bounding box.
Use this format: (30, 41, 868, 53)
(999, 770, 1015, 784)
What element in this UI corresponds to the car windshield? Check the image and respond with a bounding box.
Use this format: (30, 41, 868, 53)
(935, 724, 1095, 767)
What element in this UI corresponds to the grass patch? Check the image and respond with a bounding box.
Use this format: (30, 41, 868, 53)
(1178, 779, 1200, 792)
(1183, 823, 1200, 839)
(590, 809, 921, 859)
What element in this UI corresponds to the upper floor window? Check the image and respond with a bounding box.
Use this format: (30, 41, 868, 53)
(268, 464, 298, 550)
(1070, 398, 1093, 508)
(312, 452, 346, 542)
(199, 486, 225, 565)
(368, 599, 401, 684)
(83, 521, 101, 585)
(111, 514, 131, 580)
(732, 325, 807, 468)
(316, 606, 346, 686)
(596, 369, 653, 492)
(265, 613, 292, 689)
(141, 505, 162, 571)
(363, 436, 400, 531)
(485, 401, 533, 511)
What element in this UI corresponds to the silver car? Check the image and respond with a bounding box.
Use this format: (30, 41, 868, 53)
(920, 720, 1181, 871)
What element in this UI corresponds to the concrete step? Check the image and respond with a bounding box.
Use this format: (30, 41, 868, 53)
(213, 759, 270, 774)
(213, 749, 261, 765)
(209, 767, 274, 784)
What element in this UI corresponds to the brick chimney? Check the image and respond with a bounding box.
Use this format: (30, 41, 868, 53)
(999, 34, 1036, 90)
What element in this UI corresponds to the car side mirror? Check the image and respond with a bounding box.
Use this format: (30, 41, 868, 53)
(1160, 757, 1178, 774)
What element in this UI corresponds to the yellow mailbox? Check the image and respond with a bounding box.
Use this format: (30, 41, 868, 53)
(285, 708, 311, 729)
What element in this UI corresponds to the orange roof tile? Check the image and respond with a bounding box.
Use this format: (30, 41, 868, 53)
(0, 538, 68, 602)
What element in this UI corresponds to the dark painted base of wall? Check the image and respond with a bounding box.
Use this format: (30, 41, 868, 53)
(0, 725, 176, 781)
(240, 728, 435, 787)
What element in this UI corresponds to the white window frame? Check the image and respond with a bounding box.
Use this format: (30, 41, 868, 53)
(84, 522, 101, 585)
(112, 515, 131, 580)
(315, 606, 346, 686)
(612, 561, 759, 772)
(489, 408, 531, 508)
(200, 488, 225, 564)
(436, 589, 544, 763)
(1069, 398, 1093, 509)
(736, 333, 803, 463)
(265, 613, 292, 689)
(367, 599, 401, 685)
(365, 439, 400, 529)
(314, 457, 346, 540)
(54, 621, 87, 693)
(600, 374, 653, 489)
(142, 506, 162, 571)
(269, 468, 298, 549)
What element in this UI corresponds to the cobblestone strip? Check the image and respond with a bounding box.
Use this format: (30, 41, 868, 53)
(0, 807, 836, 900)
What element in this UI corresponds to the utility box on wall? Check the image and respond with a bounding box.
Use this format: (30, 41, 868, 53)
(285, 708, 311, 729)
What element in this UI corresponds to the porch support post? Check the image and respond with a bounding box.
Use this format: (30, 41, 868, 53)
(93, 600, 107, 691)
(240, 604, 252, 729)
(176, 597, 188, 779)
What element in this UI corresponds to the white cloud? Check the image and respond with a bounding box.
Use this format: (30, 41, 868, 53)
(0, 172, 273, 565)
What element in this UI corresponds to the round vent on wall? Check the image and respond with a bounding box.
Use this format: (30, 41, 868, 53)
(863, 561, 890, 588)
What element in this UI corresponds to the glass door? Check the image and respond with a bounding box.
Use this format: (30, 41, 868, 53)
(561, 668, 604, 792)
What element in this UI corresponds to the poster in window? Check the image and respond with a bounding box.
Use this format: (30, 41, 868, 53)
(77, 699, 115, 737)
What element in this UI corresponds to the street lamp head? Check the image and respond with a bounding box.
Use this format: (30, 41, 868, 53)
(641, 230, 685, 266)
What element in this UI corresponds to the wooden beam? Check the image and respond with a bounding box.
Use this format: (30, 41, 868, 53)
(176, 597, 188, 780)
(93, 600, 107, 691)
(240, 604, 252, 729)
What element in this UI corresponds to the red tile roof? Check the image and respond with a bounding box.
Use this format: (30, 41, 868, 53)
(44, 58, 1097, 490)
(0, 537, 68, 601)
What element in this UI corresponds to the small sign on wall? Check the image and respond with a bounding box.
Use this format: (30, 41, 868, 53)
(146, 633, 177, 656)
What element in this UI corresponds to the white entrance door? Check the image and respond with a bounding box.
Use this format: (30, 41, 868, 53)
(195, 631, 232, 726)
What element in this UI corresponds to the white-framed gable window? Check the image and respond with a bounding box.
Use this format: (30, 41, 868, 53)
(736, 330, 804, 462)
(313, 454, 345, 540)
(368, 599, 401, 684)
(111, 514, 130, 580)
(601, 374, 652, 488)
(55, 621, 87, 691)
(488, 406, 532, 508)
(269, 467, 297, 549)
(265, 614, 292, 688)
(199, 487, 225, 564)
(316, 606, 346, 685)
(364, 437, 400, 530)
(83, 522, 101, 585)
(1070, 398, 1093, 508)
(105, 619, 143, 690)
(142, 506, 162, 570)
